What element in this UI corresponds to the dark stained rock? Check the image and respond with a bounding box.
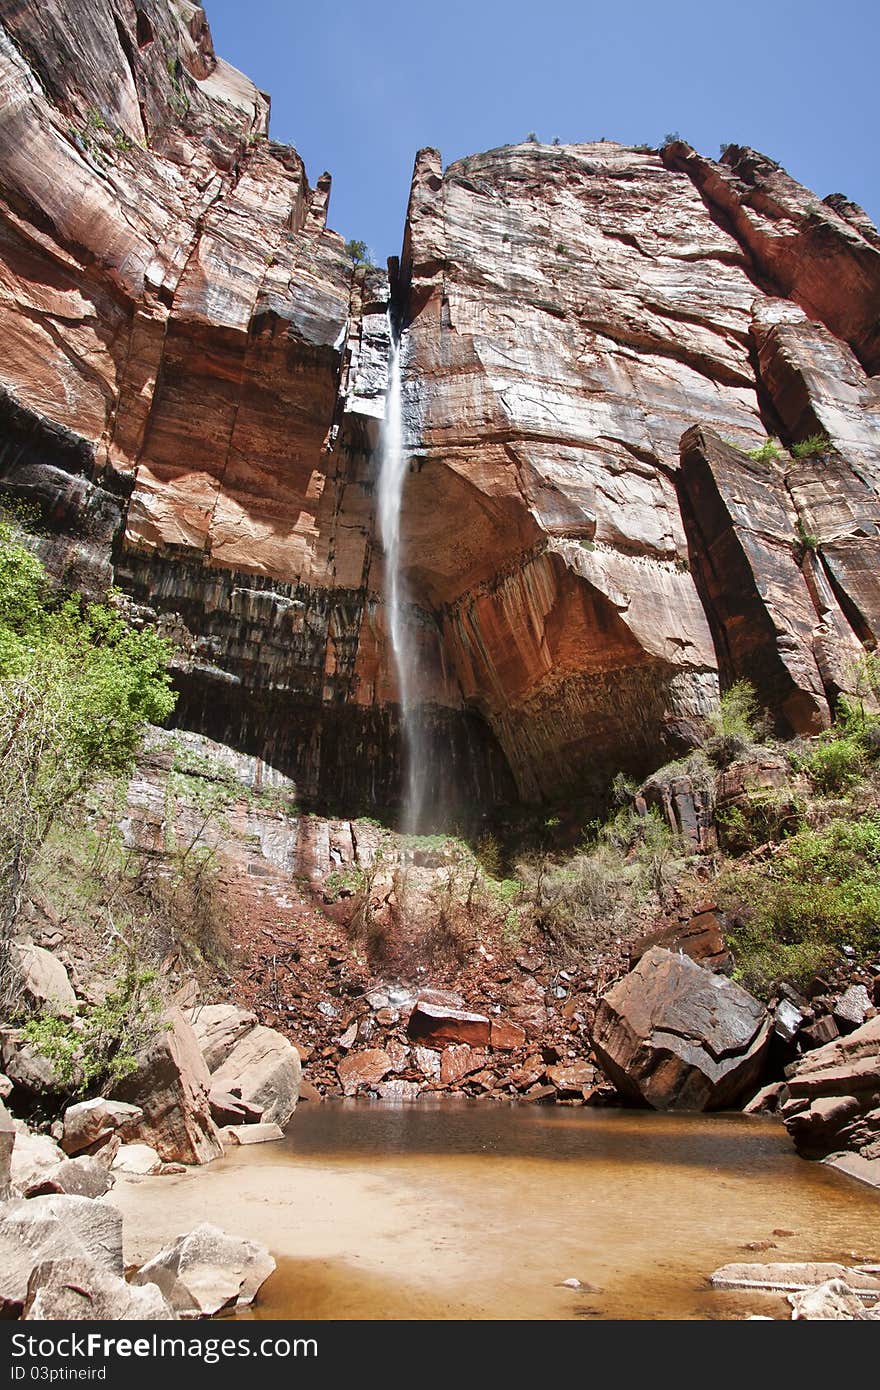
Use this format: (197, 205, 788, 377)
(61, 1098, 144, 1156)
(782, 1016, 880, 1167)
(591, 946, 771, 1111)
(629, 908, 731, 973)
(407, 1001, 492, 1047)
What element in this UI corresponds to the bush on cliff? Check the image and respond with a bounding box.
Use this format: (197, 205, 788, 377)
(718, 815, 880, 995)
(0, 516, 176, 996)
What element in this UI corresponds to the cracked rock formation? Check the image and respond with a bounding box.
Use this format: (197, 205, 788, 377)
(0, 0, 878, 814)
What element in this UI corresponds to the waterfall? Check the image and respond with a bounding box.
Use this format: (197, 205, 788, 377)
(377, 317, 425, 832)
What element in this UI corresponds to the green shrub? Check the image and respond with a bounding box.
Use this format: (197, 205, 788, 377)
(716, 789, 803, 853)
(802, 736, 866, 793)
(719, 816, 880, 995)
(0, 520, 176, 984)
(746, 437, 783, 464)
(794, 516, 819, 554)
(791, 433, 833, 459)
(22, 955, 161, 1095)
(704, 680, 761, 766)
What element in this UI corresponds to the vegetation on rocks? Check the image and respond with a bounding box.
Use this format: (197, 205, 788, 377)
(0, 516, 176, 1001)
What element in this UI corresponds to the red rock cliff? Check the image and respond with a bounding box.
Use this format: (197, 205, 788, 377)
(0, 2, 878, 812)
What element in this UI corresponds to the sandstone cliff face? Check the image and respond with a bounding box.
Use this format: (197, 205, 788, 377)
(0, 0, 878, 813)
(395, 143, 880, 796)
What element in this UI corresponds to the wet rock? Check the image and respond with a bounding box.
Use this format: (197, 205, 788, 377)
(220, 1123, 284, 1145)
(208, 1090, 264, 1127)
(61, 1097, 144, 1156)
(336, 1048, 392, 1097)
(111, 1143, 163, 1176)
(187, 1006, 259, 1072)
(113, 1008, 223, 1165)
(407, 1001, 492, 1047)
(833, 985, 872, 1034)
(22, 1258, 176, 1321)
(788, 1278, 873, 1320)
(11, 942, 78, 1019)
(0, 1195, 124, 1314)
(591, 946, 771, 1111)
(130, 1223, 276, 1316)
(25, 1155, 114, 1199)
(209, 1026, 301, 1128)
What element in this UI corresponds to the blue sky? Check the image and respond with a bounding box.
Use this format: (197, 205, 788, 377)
(204, 0, 879, 263)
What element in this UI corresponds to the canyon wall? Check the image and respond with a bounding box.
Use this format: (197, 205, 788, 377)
(0, 0, 878, 812)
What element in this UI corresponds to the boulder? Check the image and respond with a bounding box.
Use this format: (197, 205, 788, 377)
(0, 1073, 12, 1100)
(24, 1155, 114, 1199)
(591, 946, 771, 1110)
(440, 1045, 489, 1086)
(782, 1016, 880, 1162)
(130, 1223, 276, 1316)
(187, 1005, 259, 1072)
(833, 984, 873, 1033)
(489, 1019, 527, 1050)
(10, 1125, 66, 1192)
(1, 1030, 67, 1094)
(709, 1261, 880, 1297)
(629, 908, 731, 973)
(209, 1089, 264, 1126)
(11, 942, 77, 1018)
(336, 1048, 392, 1097)
(788, 1278, 873, 1320)
(407, 1001, 492, 1047)
(0, 1195, 123, 1313)
(209, 1026, 301, 1127)
(0, 1099, 14, 1197)
(23, 1258, 176, 1321)
(111, 1143, 162, 1176)
(547, 1062, 597, 1096)
(219, 1123, 284, 1145)
(61, 1097, 144, 1156)
(113, 1009, 224, 1165)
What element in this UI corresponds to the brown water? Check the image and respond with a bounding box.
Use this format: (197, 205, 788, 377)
(112, 1101, 880, 1320)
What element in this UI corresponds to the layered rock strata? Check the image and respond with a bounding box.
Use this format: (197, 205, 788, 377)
(0, 0, 878, 811)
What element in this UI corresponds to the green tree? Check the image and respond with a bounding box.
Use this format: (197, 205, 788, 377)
(345, 238, 373, 267)
(0, 518, 176, 990)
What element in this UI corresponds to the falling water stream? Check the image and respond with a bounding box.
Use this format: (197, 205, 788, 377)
(377, 318, 425, 831)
